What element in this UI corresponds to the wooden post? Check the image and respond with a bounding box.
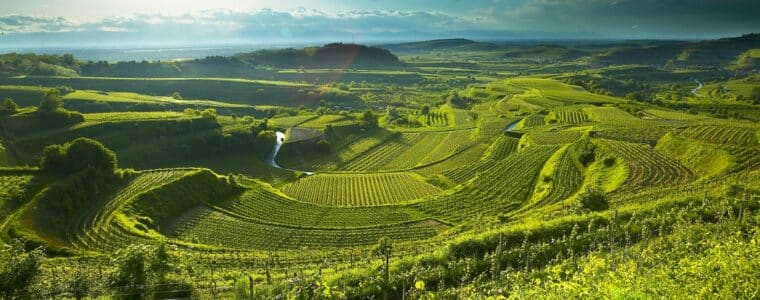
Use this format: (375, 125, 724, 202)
(248, 275, 254, 300)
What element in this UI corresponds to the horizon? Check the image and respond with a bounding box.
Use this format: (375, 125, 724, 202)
(1, 1, 759, 50)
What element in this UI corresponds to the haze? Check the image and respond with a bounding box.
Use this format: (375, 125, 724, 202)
(1, 0, 759, 49)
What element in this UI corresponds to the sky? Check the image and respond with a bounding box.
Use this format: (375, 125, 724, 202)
(0, 0, 759, 48)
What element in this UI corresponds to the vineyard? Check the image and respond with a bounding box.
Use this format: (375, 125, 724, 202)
(598, 139, 695, 191)
(283, 173, 441, 206)
(0, 38, 758, 299)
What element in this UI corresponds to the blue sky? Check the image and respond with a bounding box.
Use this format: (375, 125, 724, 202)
(1, 0, 759, 47)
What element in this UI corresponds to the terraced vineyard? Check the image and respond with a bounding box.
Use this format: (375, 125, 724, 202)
(169, 209, 448, 250)
(0, 35, 759, 299)
(677, 125, 758, 145)
(283, 172, 441, 206)
(536, 145, 583, 206)
(484, 134, 519, 160)
(599, 139, 695, 191)
(555, 110, 589, 124)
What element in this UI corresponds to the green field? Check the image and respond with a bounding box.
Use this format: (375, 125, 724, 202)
(0, 35, 758, 299)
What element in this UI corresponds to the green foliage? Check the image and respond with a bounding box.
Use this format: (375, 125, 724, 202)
(255, 130, 278, 157)
(37, 88, 64, 114)
(574, 187, 609, 212)
(576, 139, 596, 166)
(109, 243, 195, 299)
(41, 138, 118, 173)
(359, 110, 379, 130)
(0, 98, 18, 115)
(127, 169, 243, 231)
(0, 239, 44, 299)
(67, 269, 92, 300)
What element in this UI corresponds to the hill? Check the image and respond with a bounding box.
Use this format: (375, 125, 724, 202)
(378, 38, 486, 53)
(234, 43, 401, 68)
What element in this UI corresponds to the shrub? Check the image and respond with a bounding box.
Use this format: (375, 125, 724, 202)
(40, 138, 118, 173)
(575, 187, 609, 212)
(576, 141, 596, 166)
(200, 108, 217, 118)
(0, 239, 45, 299)
(37, 89, 63, 114)
(0, 98, 18, 115)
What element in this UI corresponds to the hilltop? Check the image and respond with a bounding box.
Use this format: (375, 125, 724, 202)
(234, 43, 401, 68)
(378, 38, 484, 53)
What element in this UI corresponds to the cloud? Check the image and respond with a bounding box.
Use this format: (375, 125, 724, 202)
(0, 15, 76, 32)
(0, 9, 475, 35)
(487, 0, 760, 38)
(0, 2, 757, 47)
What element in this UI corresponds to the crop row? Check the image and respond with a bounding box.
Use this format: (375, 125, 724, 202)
(169, 209, 447, 250)
(382, 132, 451, 170)
(283, 173, 441, 206)
(270, 115, 317, 128)
(522, 115, 546, 128)
(525, 129, 582, 145)
(677, 125, 757, 145)
(83, 112, 189, 123)
(538, 146, 583, 206)
(555, 110, 588, 124)
(341, 133, 424, 171)
(413, 144, 488, 176)
(484, 135, 519, 160)
(217, 187, 422, 228)
(417, 130, 472, 165)
(725, 145, 760, 171)
(66, 170, 190, 251)
(415, 145, 559, 223)
(599, 139, 695, 191)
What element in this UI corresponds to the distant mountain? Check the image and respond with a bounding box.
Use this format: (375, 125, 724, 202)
(500, 45, 589, 61)
(377, 39, 493, 53)
(591, 33, 760, 68)
(234, 43, 401, 68)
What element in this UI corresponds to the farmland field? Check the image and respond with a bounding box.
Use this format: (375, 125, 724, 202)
(0, 30, 759, 299)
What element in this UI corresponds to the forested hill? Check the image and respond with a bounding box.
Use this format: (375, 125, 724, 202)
(377, 38, 483, 53)
(0, 43, 401, 77)
(234, 43, 401, 68)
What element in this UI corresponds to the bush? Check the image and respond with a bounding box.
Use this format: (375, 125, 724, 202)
(0, 239, 45, 299)
(575, 187, 609, 212)
(0, 98, 18, 115)
(576, 141, 596, 166)
(40, 138, 118, 173)
(37, 89, 63, 114)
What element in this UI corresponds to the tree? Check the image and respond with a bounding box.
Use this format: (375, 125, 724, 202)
(67, 269, 92, 300)
(38, 89, 63, 114)
(360, 111, 378, 130)
(110, 245, 148, 299)
(375, 237, 393, 287)
(420, 105, 430, 116)
(0, 239, 45, 299)
(0, 98, 18, 115)
(751, 87, 760, 102)
(323, 124, 335, 140)
(625, 92, 642, 102)
(41, 138, 118, 173)
(255, 130, 277, 157)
